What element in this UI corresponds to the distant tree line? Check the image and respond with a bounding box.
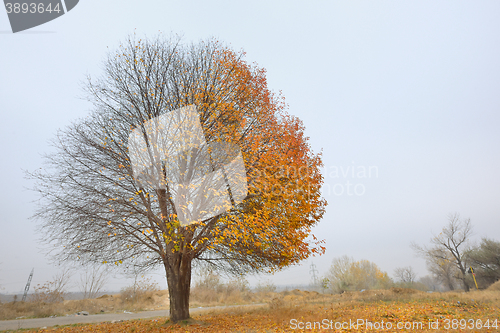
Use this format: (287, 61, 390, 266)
(322, 214, 499, 294)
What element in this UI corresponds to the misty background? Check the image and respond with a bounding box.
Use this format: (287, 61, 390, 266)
(1, 1, 499, 294)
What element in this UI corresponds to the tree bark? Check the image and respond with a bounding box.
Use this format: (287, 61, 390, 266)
(446, 278, 455, 291)
(164, 257, 192, 322)
(461, 276, 470, 292)
(458, 266, 470, 292)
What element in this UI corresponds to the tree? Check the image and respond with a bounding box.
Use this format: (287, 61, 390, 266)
(320, 277, 329, 294)
(325, 255, 354, 293)
(412, 213, 473, 292)
(325, 256, 392, 293)
(349, 260, 392, 291)
(394, 266, 417, 285)
(418, 275, 441, 291)
(28, 35, 326, 322)
(425, 248, 459, 291)
(466, 238, 500, 288)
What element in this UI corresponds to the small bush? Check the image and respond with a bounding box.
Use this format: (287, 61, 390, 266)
(194, 271, 224, 293)
(487, 280, 500, 291)
(30, 282, 65, 303)
(190, 270, 251, 305)
(325, 256, 394, 293)
(29, 270, 71, 304)
(120, 276, 160, 305)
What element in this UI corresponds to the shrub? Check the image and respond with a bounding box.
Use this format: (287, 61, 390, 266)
(30, 282, 65, 303)
(325, 256, 394, 293)
(29, 269, 71, 304)
(120, 276, 160, 305)
(255, 279, 276, 293)
(190, 269, 251, 305)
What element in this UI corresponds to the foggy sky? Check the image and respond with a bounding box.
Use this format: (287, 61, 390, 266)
(1, 0, 500, 293)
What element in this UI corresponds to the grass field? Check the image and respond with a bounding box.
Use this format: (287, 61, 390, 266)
(2, 284, 499, 332)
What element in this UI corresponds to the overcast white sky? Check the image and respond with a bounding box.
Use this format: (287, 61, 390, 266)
(1, 1, 500, 294)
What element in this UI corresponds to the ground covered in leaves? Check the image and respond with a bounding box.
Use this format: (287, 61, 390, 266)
(12, 288, 500, 332)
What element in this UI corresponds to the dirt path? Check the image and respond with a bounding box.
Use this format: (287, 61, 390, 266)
(0, 304, 266, 331)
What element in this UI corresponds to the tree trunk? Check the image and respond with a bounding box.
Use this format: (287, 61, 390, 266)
(164, 258, 192, 322)
(462, 278, 470, 292)
(444, 273, 454, 291)
(447, 280, 455, 291)
(459, 267, 470, 292)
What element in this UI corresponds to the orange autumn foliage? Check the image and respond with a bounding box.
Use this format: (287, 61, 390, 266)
(184, 47, 327, 272)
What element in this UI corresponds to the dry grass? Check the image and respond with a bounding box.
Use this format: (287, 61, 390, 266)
(189, 287, 257, 307)
(0, 290, 169, 320)
(2, 286, 499, 324)
(276, 286, 500, 307)
(189, 287, 500, 332)
(13, 288, 500, 333)
(487, 280, 500, 291)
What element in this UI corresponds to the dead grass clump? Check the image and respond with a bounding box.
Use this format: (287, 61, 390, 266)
(390, 287, 419, 294)
(254, 279, 276, 294)
(29, 284, 65, 304)
(61, 298, 114, 314)
(282, 289, 303, 297)
(190, 271, 251, 306)
(29, 269, 72, 304)
(0, 301, 44, 320)
(264, 289, 332, 311)
(282, 294, 300, 305)
(97, 294, 112, 299)
(120, 276, 162, 309)
(0, 297, 121, 320)
(190, 284, 251, 306)
(487, 280, 500, 291)
(0, 289, 170, 320)
(268, 296, 285, 310)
